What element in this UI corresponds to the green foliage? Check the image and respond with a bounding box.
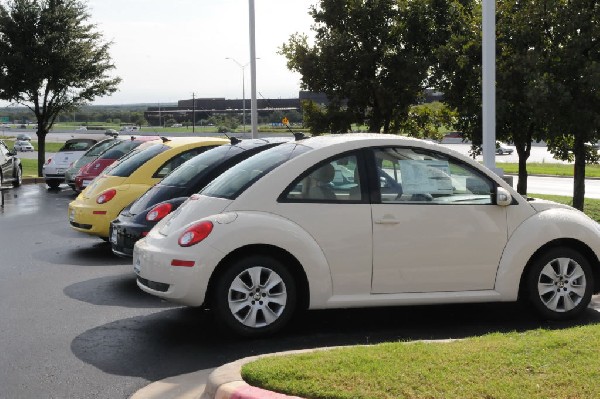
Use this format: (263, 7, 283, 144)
(280, 0, 451, 133)
(301, 100, 352, 134)
(0, 0, 120, 175)
(399, 101, 456, 140)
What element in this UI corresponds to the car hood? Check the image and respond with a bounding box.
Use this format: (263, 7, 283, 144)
(528, 198, 576, 213)
(157, 195, 232, 236)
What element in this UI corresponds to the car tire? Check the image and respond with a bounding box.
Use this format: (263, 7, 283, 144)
(212, 255, 297, 337)
(46, 180, 60, 189)
(526, 247, 594, 320)
(12, 166, 22, 187)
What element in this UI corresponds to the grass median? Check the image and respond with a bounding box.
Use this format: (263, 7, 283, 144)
(242, 325, 600, 399)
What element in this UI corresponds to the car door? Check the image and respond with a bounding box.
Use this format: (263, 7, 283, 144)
(369, 146, 509, 294)
(277, 151, 374, 296)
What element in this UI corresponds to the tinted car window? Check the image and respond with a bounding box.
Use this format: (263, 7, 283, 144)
(108, 144, 169, 178)
(160, 145, 244, 187)
(60, 140, 95, 151)
(152, 147, 216, 179)
(85, 139, 120, 157)
(202, 143, 310, 200)
(100, 140, 146, 160)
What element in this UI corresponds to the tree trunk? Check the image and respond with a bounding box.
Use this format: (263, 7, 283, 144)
(572, 136, 586, 211)
(36, 123, 48, 177)
(515, 129, 533, 195)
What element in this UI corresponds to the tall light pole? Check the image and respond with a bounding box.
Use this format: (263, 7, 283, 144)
(482, 0, 499, 174)
(225, 57, 249, 133)
(248, 0, 258, 139)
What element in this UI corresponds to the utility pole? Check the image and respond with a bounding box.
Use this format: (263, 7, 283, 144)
(192, 92, 196, 133)
(249, 0, 258, 139)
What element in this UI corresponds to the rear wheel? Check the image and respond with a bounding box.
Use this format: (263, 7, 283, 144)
(46, 180, 60, 189)
(213, 255, 297, 337)
(527, 247, 593, 320)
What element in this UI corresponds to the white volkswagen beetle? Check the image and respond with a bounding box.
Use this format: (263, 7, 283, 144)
(133, 134, 600, 336)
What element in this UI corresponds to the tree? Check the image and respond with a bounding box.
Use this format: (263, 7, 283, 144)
(0, 0, 120, 175)
(536, 0, 600, 210)
(280, 0, 450, 134)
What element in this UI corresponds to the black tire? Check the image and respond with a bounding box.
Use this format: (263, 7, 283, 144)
(212, 255, 297, 337)
(46, 180, 60, 189)
(526, 247, 594, 320)
(0, 170, 3, 186)
(12, 166, 22, 187)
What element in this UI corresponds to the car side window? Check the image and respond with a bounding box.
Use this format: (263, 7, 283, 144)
(282, 154, 362, 202)
(373, 147, 494, 205)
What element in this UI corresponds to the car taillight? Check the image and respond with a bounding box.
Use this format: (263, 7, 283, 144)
(146, 203, 173, 222)
(97, 189, 117, 204)
(178, 221, 213, 247)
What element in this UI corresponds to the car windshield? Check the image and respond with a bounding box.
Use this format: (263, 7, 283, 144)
(160, 145, 244, 187)
(108, 143, 169, 178)
(100, 140, 145, 160)
(201, 143, 310, 200)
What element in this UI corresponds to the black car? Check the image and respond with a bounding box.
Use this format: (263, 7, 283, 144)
(110, 137, 288, 257)
(0, 140, 22, 187)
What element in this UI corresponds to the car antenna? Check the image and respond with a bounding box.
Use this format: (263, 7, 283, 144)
(282, 119, 307, 141)
(160, 136, 171, 143)
(221, 132, 241, 145)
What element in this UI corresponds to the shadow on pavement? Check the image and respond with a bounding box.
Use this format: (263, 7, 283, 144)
(71, 299, 600, 381)
(64, 272, 176, 309)
(33, 241, 130, 267)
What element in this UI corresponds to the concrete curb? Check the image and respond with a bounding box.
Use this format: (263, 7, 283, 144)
(201, 348, 341, 399)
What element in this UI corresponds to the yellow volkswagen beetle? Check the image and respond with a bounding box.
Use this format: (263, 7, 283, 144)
(68, 137, 228, 239)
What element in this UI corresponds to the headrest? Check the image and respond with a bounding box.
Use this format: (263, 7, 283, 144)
(313, 163, 335, 183)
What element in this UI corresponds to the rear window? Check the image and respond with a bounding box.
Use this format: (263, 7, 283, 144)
(60, 140, 95, 151)
(160, 145, 244, 187)
(100, 140, 145, 160)
(86, 139, 119, 157)
(201, 143, 310, 200)
(108, 144, 169, 178)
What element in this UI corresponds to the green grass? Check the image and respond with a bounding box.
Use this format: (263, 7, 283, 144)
(20, 159, 38, 177)
(500, 163, 600, 178)
(242, 193, 600, 398)
(529, 193, 600, 222)
(242, 325, 600, 399)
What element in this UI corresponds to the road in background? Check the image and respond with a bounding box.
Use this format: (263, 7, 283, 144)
(10, 131, 599, 199)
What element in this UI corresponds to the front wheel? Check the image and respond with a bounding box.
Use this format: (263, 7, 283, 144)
(526, 247, 594, 320)
(213, 255, 297, 337)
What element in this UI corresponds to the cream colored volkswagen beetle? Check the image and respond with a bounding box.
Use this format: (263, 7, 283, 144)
(133, 134, 600, 336)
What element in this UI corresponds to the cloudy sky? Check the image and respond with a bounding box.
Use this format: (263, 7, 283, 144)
(87, 0, 316, 105)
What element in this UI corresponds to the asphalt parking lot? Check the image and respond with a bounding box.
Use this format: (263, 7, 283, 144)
(1, 183, 599, 398)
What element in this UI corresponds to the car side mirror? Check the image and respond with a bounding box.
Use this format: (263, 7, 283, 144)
(496, 187, 512, 206)
(8, 149, 17, 156)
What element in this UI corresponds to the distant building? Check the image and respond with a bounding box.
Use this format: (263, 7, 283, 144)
(143, 90, 443, 126)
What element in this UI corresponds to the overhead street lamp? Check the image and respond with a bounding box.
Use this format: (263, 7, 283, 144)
(225, 57, 250, 133)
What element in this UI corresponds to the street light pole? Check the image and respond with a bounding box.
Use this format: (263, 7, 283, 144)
(226, 57, 249, 133)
